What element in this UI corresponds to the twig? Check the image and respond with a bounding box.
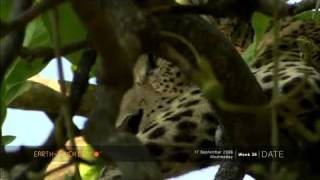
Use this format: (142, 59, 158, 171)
(149, 0, 290, 18)
(19, 40, 88, 61)
(50, 7, 80, 179)
(149, 0, 317, 20)
(148, 5, 222, 16)
(69, 47, 97, 114)
(289, 0, 319, 15)
(313, 0, 320, 18)
(51, 8, 66, 95)
(0, 0, 65, 38)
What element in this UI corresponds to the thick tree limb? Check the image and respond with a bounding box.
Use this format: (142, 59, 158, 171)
(155, 15, 270, 180)
(157, 15, 270, 147)
(146, 0, 290, 19)
(71, 0, 134, 90)
(0, 0, 65, 38)
(9, 78, 95, 117)
(70, 1, 162, 179)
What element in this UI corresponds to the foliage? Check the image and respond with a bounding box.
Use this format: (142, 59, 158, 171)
(79, 144, 103, 180)
(1, 135, 16, 145)
(0, 0, 85, 136)
(242, 12, 271, 63)
(242, 10, 319, 63)
(294, 10, 320, 22)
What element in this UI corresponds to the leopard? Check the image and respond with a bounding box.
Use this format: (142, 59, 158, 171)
(100, 19, 320, 179)
(98, 54, 219, 180)
(250, 20, 320, 146)
(113, 54, 220, 177)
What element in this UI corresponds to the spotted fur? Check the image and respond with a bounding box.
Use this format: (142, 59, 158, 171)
(250, 21, 320, 144)
(114, 55, 219, 178)
(101, 20, 320, 179)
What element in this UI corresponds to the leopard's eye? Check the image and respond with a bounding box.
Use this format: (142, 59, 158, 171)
(148, 53, 157, 69)
(123, 109, 143, 134)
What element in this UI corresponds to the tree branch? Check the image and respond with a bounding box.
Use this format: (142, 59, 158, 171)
(0, 0, 33, 156)
(157, 15, 270, 147)
(9, 78, 95, 117)
(19, 40, 88, 62)
(0, 0, 65, 38)
(289, 0, 319, 15)
(147, 0, 291, 19)
(0, 125, 59, 170)
(70, 0, 163, 179)
(69, 47, 96, 116)
(155, 14, 270, 180)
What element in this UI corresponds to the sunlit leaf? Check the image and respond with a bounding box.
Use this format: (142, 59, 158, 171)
(242, 43, 256, 63)
(294, 10, 320, 22)
(4, 17, 50, 109)
(242, 12, 271, 63)
(79, 141, 103, 180)
(252, 12, 271, 44)
(23, 16, 50, 48)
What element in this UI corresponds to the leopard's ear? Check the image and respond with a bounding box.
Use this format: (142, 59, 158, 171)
(133, 54, 155, 84)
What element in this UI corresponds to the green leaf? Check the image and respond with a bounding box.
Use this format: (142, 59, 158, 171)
(294, 10, 320, 22)
(6, 16, 50, 85)
(0, 80, 7, 128)
(5, 81, 31, 105)
(0, 0, 12, 20)
(80, 162, 103, 180)
(23, 16, 50, 48)
(242, 12, 271, 63)
(242, 43, 256, 64)
(252, 12, 271, 44)
(4, 16, 50, 108)
(2, 135, 16, 145)
(5, 58, 46, 88)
